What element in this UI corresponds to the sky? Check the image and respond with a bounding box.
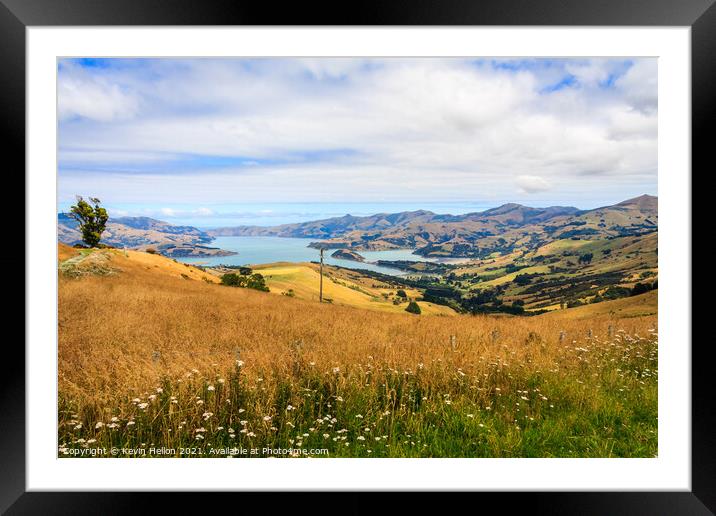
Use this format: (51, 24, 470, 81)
(57, 57, 657, 227)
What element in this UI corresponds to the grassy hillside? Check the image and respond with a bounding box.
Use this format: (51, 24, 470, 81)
(253, 262, 456, 316)
(404, 230, 657, 315)
(210, 195, 657, 260)
(58, 243, 221, 283)
(58, 244, 657, 458)
(540, 290, 657, 320)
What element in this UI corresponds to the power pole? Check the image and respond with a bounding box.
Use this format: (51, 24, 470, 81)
(319, 248, 324, 303)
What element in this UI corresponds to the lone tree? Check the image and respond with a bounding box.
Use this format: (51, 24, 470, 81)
(405, 300, 421, 315)
(69, 196, 108, 248)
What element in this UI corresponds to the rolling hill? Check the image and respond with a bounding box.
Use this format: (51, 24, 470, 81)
(251, 262, 456, 316)
(58, 214, 235, 258)
(208, 195, 657, 259)
(57, 242, 657, 458)
(57, 244, 453, 316)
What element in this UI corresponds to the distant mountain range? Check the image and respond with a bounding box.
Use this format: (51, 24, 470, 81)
(57, 214, 235, 257)
(208, 195, 657, 258)
(58, 195, 656, 259)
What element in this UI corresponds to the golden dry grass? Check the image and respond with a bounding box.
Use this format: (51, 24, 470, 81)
(59, 246, 655, 404)
(540, 290, 658, 320)
(253, 262, 456, 316)
(58, 245, 658, 457)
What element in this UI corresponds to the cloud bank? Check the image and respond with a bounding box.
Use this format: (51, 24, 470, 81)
(58, 57, 657, 211)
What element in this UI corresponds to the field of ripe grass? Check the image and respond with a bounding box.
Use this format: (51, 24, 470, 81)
(57, 246, 658, 458)
(540, 290, 658, 320)
(253, 262, 456, 316)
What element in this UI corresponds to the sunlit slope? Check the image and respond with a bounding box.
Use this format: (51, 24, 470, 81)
(58, 243, 220, 283)
(253, 262, 456, 316)
(539, 290, 657, 320)
(58, 244, 453, 316)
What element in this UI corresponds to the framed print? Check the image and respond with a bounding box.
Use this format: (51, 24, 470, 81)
(3, 0, 710, 512)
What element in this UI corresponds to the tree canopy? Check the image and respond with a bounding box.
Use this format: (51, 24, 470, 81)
(69, 196, 108, 248)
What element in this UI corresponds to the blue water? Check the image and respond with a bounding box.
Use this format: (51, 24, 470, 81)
(176, 236, 463, 276)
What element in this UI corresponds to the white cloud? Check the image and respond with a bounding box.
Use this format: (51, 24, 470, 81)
(516, 175, 551, 194)
(616, 59, 658, 113)
(58, 58, 657, 206)
(58, 70, 139, 122)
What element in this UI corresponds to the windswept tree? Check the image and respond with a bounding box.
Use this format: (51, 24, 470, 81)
(69, 196, 109, 248)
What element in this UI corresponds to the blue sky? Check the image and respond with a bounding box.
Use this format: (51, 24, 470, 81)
(58, 57, 657, 227)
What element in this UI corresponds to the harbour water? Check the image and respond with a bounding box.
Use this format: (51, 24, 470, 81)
(176, 236, 463, 276)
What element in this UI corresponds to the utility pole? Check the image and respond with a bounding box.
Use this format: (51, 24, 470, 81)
(319, 248, 324, 303)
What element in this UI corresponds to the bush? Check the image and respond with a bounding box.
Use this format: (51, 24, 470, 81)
(513, 274, 533, 286)
(245, 273, 270, 292)
(145, 247, 157, 255)
(405, 301, 421, 315)
(578, 253, 594, 264)
(221, 273, 270, 292)
(221, 273, 241, 286)
(631, 282, 656, 296)
(603, 286, 631, 300)
(396, 289, 407, 298)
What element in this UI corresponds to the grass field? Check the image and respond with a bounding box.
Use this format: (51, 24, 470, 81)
(57, 245, 658, 458)
(253, 262, 457, 316)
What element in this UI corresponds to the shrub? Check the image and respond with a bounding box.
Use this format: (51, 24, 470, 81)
(396, 289, 407, 298)
(221, 273, 241, 286)
(578, 253, 594, 264)
(221, 272, 270, 292)
(405, 301, 421, 315)
(603, 286, 631, 300)
(513, 274, 532, 286)
(631, 282, 655, 296)
(246, 273, 270, 292)
(145, 248, 157, 255)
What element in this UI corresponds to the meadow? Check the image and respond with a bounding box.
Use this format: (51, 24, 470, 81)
(58, 246, 658, 458)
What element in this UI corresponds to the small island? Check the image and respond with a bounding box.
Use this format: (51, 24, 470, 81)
(160, 244, 238, 258)
(331, 249, 365, 262)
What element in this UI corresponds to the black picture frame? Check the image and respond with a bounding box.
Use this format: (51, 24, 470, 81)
(3, 0, 707, 513)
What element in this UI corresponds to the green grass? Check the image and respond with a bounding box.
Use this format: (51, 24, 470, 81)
(58, 331, 657, 458)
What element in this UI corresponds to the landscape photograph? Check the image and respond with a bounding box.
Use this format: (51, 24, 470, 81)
(57, 57, 658, 458)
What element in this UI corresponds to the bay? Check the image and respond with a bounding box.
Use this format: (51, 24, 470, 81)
(176, 236, 460, 276)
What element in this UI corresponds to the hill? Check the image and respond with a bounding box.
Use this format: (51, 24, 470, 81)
(57, 242, 657, 458)
(57, 214, 235, 258)
(251, 262, 456, 316)
(58, 244, 453, 316)
(58, 243, 221, 282)
(208, 195, 657, 259)
(539, 290, 657, 320)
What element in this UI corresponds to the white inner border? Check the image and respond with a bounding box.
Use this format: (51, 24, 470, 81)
(27, 27, 691, 491)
